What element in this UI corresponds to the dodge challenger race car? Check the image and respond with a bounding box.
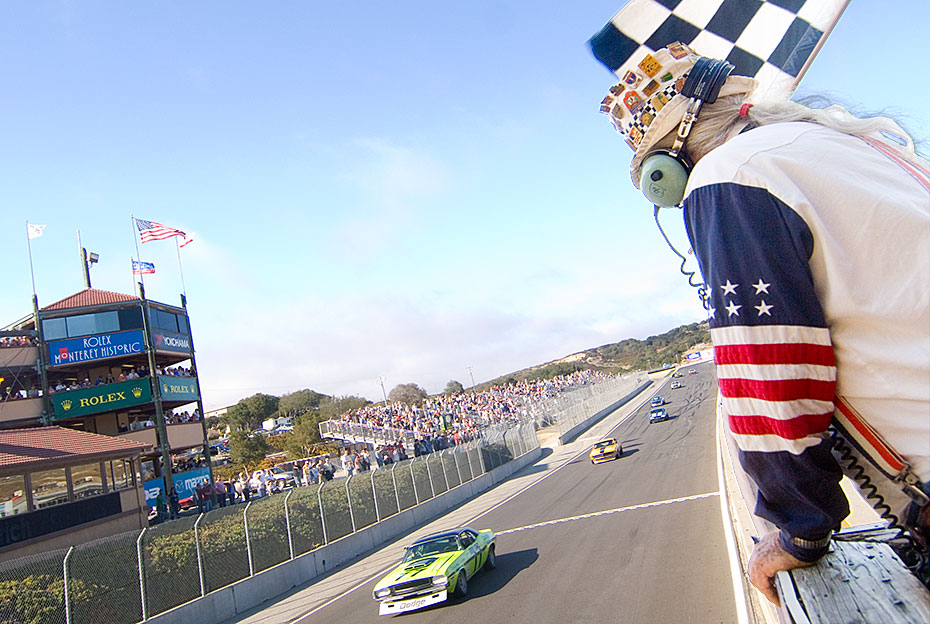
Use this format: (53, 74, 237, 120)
(589, 438, 622, 464)
(372, 528, 496, 615)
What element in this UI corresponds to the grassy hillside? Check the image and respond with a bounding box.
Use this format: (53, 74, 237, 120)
(483, 321, 710, 387)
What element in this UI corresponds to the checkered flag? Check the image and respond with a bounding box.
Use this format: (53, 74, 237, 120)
(590, 0, 850, 101)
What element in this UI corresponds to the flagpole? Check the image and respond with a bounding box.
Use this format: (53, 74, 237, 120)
(25, 220, 37, 297)
(131, 214, 146, 290)
(174, 237, 187, 298)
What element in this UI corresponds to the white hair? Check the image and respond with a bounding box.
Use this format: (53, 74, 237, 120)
(682, 93, 923, 164)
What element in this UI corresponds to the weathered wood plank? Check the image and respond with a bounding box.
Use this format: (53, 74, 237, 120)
(790, 540, 930, 624)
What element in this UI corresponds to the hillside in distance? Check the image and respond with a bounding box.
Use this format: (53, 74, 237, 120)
(484, 321, 710, 387)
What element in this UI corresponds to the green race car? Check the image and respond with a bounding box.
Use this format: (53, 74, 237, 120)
(372, 527, 496, 615)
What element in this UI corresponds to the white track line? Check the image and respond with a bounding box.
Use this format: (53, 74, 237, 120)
(496, 492, 720, 536)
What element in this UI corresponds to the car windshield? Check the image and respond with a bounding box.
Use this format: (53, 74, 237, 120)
(402, 537, 460, 562)
(594, 440, 614, 448)
(650, 408, 665, 414)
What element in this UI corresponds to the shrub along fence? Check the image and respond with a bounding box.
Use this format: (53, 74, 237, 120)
(0, 423, 538, 624)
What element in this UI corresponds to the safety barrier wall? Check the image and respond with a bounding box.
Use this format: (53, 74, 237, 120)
(556, 380, 652, 445)
(0, 423, 539, 624)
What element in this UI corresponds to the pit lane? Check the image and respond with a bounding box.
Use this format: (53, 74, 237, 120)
(222, 362, 736, 624)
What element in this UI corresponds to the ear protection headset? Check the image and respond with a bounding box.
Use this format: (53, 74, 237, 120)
(639, 57, 735, 207)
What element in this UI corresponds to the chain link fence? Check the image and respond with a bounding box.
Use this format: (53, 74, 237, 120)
(0, 423, 537, 624)
(536, 373, 647, 436)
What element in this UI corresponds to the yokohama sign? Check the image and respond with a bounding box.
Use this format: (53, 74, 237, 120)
(154, 331, 191, 353)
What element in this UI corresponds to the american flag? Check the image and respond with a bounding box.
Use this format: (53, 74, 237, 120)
(135, 218, 187, 244)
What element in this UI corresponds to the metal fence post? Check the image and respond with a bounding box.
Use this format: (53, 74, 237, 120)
(345, 475, 357, 534)
(284, 489, 295, 560)
(136, 528, 148, 622)
(370, 471, 380, 522)
(439, 450, 451, 491)
(317, 481, 328, 545)
(453, 447, 464, 483)
(243, 502, 254, 576)
(194, 513, 206, 596)
(392, 462, 406, 508)
(408, 459, 420, 504)
(424, 455, 436, 498)
(477, 439, 488, 474)
(63, 545, 74, 624)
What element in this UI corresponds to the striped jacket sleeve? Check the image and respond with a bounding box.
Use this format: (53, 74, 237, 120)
(683, 181, 849, 562)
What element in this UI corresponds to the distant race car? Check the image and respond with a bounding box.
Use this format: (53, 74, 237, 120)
(688, 369, 697, 375)
(651, 395, 664, 407)
(670, 381, 681, 389)
(649, 407, 671, 423)
(373, 528, 496, 615)
(589, 438, 623, 464)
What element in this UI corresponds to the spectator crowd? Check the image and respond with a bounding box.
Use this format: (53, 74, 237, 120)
(338, 369, 617, 444)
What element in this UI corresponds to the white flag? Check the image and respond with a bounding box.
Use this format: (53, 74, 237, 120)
(27, 224, 47, 239)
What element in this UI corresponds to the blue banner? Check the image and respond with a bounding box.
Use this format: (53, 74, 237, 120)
(143, 477, 166, 508)
(172, 467, 211, 501)
(48, 330, 145, 366)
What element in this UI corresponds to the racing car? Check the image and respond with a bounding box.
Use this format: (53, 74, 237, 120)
(670, 381, 681, 389)
(372, 528, 496, 615)
(651, 395, 664, 407)
(649, 407, 671, 423)
(589, 438, 623, 464)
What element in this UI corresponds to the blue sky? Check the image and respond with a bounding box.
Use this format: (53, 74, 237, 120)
(2, 1, 927, 410)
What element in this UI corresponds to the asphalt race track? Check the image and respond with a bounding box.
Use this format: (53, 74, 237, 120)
(228, 363, 737, 624)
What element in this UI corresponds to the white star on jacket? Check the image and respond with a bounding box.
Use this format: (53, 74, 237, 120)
(752, 279, 770, 294)
(725, 300, 742, 316)
(755, 300, 773, 316)
(721, 280, 739, 296)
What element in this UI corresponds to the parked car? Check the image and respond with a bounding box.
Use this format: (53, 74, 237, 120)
(249, 467, 297, 493)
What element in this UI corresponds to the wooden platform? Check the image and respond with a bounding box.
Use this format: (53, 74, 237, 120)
(778, 532, 930, 624)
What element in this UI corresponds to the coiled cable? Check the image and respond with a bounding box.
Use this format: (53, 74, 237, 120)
(829, 426, 928, 583)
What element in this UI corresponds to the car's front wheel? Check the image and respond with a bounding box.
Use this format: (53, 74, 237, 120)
(453, 571, 468, 597)
(483, 545, 496, 570)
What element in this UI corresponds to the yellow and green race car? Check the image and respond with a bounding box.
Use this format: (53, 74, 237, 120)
(589, 437, 623, 464)
(372, 527, 496, 615)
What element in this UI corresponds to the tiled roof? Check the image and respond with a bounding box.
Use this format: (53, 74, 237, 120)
(0, 426, 150, 474)
(41, 288, 138, 312)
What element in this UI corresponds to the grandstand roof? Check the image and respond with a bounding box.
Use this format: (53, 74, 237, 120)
(41, 288, 139, 312)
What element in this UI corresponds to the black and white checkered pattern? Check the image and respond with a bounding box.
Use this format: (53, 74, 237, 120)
(590, 0, 848, 100)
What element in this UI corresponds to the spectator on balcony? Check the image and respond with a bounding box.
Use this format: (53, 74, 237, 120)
(105, 372, 115, 384)
(117, 371, 127, 382)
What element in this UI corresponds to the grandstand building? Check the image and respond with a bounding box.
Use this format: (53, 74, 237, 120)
(0, 287, 212, 533)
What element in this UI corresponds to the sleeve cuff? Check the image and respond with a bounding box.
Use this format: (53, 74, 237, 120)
(779, 530, 832, 563)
